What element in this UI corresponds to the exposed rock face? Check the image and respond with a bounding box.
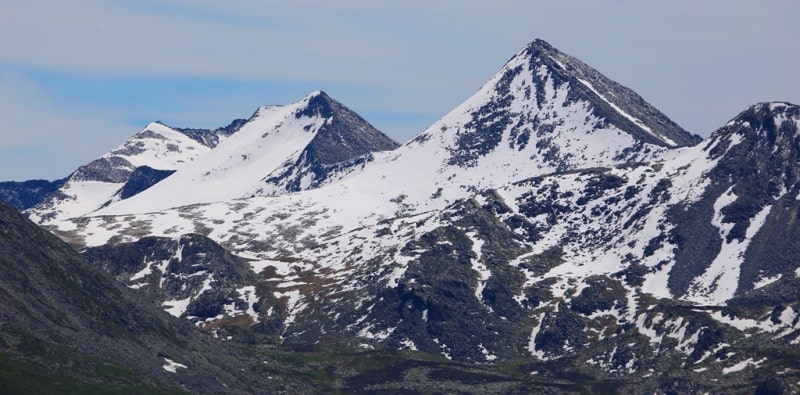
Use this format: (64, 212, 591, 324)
(117, 166, 177, 200)
(260, 91, 400, 194)
(523, 39, 700, 148)
(82, 234, 268, 340)
(296, 91, 400, 166)
(0, 178, 67, 210)
(667, 103, 800, 299)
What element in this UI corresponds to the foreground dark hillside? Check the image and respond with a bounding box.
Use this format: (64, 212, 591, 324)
(0, 200, 300, 394)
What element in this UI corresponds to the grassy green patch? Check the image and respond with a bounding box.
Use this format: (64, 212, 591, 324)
(0, 352, 183, 395)
(0, 328, 184, 395)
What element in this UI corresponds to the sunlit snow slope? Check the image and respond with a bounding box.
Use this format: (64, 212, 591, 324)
(94, 91, 397, 215)
(28, 121, 223, 224)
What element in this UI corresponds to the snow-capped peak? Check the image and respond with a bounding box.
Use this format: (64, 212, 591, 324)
(27, 121, 216, 223)
(340, 38, 700, 212)
(514, 39, 700, 148)
(94, 91, 398, 215)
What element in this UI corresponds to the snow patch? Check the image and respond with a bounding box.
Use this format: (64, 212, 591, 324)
(527, 310, 550, 360)
(479, 343, 498, 361)
(162, 297, 192, 317)
(465, 231, 490, 306)
(273, 290, 303, 326)
(685, 199, 772, 305)
(753, 274, 782, 290)
(162, 358, 187, 373)
(238, 286, 260, 323)
(358, 325, 395, 341)
(400, 338, 418, 351)
(722, 358, 765, 374)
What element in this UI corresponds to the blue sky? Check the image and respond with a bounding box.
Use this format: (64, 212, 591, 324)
(1, 1, 798, 180)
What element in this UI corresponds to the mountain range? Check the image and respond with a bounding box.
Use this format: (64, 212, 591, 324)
(2, 38, 798, 393)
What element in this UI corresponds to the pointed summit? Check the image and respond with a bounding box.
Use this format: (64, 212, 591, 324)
(27, 120, 216, 224)
(27, 91, 398, 219)
(260, 91, 400, 194)
(295, 90, 335, 119)
(515, 38, 700, 147)
(293, 90, 398, 166)
(405, 38, 698, 178)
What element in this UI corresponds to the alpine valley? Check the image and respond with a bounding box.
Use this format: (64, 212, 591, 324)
(2, 39, 799, 394)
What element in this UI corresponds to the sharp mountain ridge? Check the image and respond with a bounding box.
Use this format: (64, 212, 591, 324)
(27, 90, 399, 222)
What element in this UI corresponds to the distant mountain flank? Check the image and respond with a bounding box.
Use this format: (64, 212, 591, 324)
(24, 90, 399, 222)
(0, 178, 67, 211)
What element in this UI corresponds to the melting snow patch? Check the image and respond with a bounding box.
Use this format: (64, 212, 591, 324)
(635, 313, 664, 345)
(693, 343, 729, 365)
(174, 243, 184, 262)
(708, 310, 799, 336)
(479, 344, 497, 362)
(528, 311, 549, 360)
(162, 297, 192, 317)
(724, 133, 744, 154)
(465, 232, 490, 306)
(677, 329, 700, 356)
(400, 338, 418, 351)
(198, 274, 215, 294)
(273, 290, 303, 326)
(722, 358, 765, 374)
(753, 274, 782, 290)
(238, 286, 260, 323)
(685, 200, 772, 305)
(432, 338, 453, 360)
(386, 253, 415, 288)
(710, 311, 764, 332)
(129, 262, 154, 282)
(357, 325, 395, 341)
(163, 358, 187, 373)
